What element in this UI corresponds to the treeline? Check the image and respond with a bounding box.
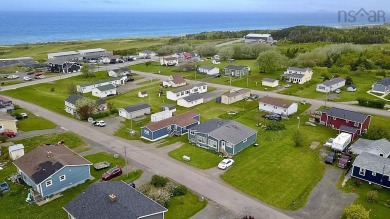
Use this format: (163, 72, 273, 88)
(184, 26, 390, 44)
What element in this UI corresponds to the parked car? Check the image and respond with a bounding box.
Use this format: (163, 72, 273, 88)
(126, 78, 135, 82)
(1, 130, 15, 138)
(20, 113, 28, 118)
(7, 75, 19, 79)
(34, 73, 43, 79)
(338, 155, 352, 169)
(23, 76, 32, 81)
(2, 75, 9, 79)
(127, 181, 135, 188)
(250, 94, 259, 100)
(300, 100, 306, 105)
(324, 138, 334, 147)
(262, 114, 282, 121)
(214, 74, 221, 78)
(218, 159, 234, 170)
(335, 89, 341, 94)
(325, 151, 336, 164)
(285, 84, 292, 88)
(102, 166, 122, 180)
(26, 72, 34, 75)
(93, 120, 106, 127)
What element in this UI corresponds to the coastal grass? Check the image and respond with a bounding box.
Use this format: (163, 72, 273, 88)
(166, 191, 208, 219)
(13, 108, 57, 132)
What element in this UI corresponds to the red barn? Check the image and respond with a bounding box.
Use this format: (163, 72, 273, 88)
(320, 107, 371, 140)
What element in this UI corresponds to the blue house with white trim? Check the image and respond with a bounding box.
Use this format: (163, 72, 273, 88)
(13, 143, 92, 199)
(188, 119, 258, 155)
(141, 111, 200, 141)
(351, 152, 390, 189)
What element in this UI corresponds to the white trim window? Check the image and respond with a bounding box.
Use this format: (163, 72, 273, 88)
(143, 130, 150, 135)
(189, 130, 194, 135)
(354, 122, 359, 127)
(359, 168, 366, 176)
(372, 172, 376, 176)
(59, 175, 66, 181)
(46, 180, 53, 187)
(243, 138, 247, 143)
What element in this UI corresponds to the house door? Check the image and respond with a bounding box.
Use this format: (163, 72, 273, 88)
(221, 141, 225, 150)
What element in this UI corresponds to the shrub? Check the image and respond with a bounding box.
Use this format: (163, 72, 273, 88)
(367, 190, 378, 202)
(357, 98, 385, 109)
(110, 108, 118, 115)
(265, 122, 285, 131)
(147, 187, 171, 207)
(343, 204, 370, 219)
(363, 126, 388, 140)
(151, 175, 169, 188)
(13, 104, 21, 110)
(173, 185, 188, 196)
(292, 130, 305, 147)
(372, 184, 382, 191)
(0, 135, 8, 143)
(91, 112, 110, 120)
(353, 179, 363, 188)
(50, 87, 55, 92)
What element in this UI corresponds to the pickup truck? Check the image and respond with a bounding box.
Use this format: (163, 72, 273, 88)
(93, 161, 110, 170)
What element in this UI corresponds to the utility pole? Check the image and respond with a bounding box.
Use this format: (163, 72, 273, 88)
(124, 145, 128, 177)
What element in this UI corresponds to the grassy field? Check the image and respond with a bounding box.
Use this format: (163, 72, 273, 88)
(13, 108, 57, 132)
(13, 132, 84, 150)
(168, 143, 223, 169)
(166, 191, 207, 219)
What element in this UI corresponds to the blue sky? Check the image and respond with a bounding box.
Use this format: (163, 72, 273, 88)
(0, 0, 388, 12)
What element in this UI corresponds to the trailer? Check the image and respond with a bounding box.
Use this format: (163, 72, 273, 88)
(332, 133, 352, 151)
(93, 161, 111, 170)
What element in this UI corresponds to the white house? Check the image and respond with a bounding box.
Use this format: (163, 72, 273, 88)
(350, 138, 390, 158)
(161, 104, 176, 113)
(118, 103, 151, 119)
(92, 84, 116, 98)
(160, 57, 179, 66)
(282, 67, 313, 84)
(259, 96, 298, 116)
(198, 66, 220, 75)
(221, 88, 251, 105)
(151, 111, 173, 122)
(138, 91, 148, 98)
(139, 50, 156, 58)
(244, 33, 275, 44)
(163, 74, 186, 87)
(64, 94, 83, 116)
(177, 94, 204, 108)
(77, 77, 126, 93)
(108, 67, 130, 77)
(262, 78, 279, 88)
(316, 78, 346, 93)
(166, 83, 208, 101)
(8, 144, 24, 160)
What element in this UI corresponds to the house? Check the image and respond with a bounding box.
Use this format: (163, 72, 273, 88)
(151, 111, 173, 122)
(138, 91, 148, 98)
(350, 138, 390, 157)
(320, 107, 371, 140)
(96, 99, 107, 112)
(63, 182, 167, 219)
(13, 143, 91, 199)
(160, 57, 179, 66)
(198, 66, 220, 75)
(141, 111, 200, 141)
(177, 93, 204, 108)
(78, 48, 110, 60)
(371, 77, 390, 95)
(188, 119, 257, 155)
(262, 78, 279, 88)
(316, 78, 346, 93)
(108, 67, 130, 77)
(139, 50, 157, 58)
(0, 96, 14, 113)
(223, 65, 250, 77)
(161, 104, 176, 113)
(172, 52, 199, 62)
(221, 88, 251, 105)
(92, 84, 116, 98)
(8, 144, 24, 160)
(259, 96, 298, 116)
(77, 77, 126, 93)
(351, 152, 390, 189)
(244, 33, 274, 44)
(166, 83, 208, 101)
(163, 74, 187, 87)
(64, 94, 83, 116)
(282, 67, 313, 84)
(0, 112, 18, 133)
(118, 103, 150, 119)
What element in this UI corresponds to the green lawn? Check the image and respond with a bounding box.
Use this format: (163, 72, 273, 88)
(166, 191, 207, 219)
(13, 132, 84, 150)
(168, 143, 223, 169)
(13, 108, 57, 132)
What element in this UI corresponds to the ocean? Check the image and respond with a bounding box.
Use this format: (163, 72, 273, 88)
(0, 11, 387, 45)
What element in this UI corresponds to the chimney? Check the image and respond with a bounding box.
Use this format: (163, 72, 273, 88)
(108, 194, 117, 202)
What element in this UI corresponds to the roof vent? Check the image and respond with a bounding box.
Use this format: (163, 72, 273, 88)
(109, 194, 117, 202)
(47, 151, 53, 158)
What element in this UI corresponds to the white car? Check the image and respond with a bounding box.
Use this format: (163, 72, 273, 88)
(93, 120, 106, 127)
(218, 159, 234, 170)
(20, 113, 28, 118)
(335, 89, 341, 94)
(285, 84, 292, 88)
(324, 138, 334, 147)
(23, 76, 32, 81)
(8, 74, 19, 79)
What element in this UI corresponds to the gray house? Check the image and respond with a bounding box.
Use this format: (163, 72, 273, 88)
(223, 65, 250, 77)
(64, 181, 167, 219)
(188, 119, 257, 155)
(371, 77, 390, 95)
(65, 94, 83, 116)
(118, 103, 151, 119)
(350, 138, 390, 158)
(13, 143, 91, 200)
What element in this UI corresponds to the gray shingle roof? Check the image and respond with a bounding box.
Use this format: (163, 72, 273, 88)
(222, 88, 251, 98)
(79, 77, 123, 88)
(199, 66, 214, 71)
(182, 93, 204, 102)
(170, 83, 206, 94)
(321, 78, 346, 87)
(322, 107, 369, 123)
(224, 65, 248, 71)
(287, 67, 312, 72)
(161, 104, 176, 110)
(65, 94, 83, 105)
(351, 139, 390, 156)
(64, 182, 167, 219)
(189, 119, 257, 145)
(353, 152, 390, 176)
(375, 77, 390, 86)
(283, 73, 305, 79)
(122, 103, 150, 113)
(96, 99, 106, 105)
(95, 84, 116, 92)
(262, 78, 278, 83)
(340, 125, 359, 134)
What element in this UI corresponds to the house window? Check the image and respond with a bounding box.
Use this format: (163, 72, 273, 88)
(380, 154, 383, 157)
(46, 180, 52, 187)
(189, 130, 194, 135)
(359, 168, 366, 176)
(345, 120, 349, 123)
(59, 175, 66, 181)
(332, 117, 336, 120)
(354, 122, 359, 127)
(143, 130, 150, 135)
(372, 172, 376, 176)
(243, 138, 247, 143)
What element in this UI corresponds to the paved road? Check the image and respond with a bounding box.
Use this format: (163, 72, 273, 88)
(10, 97, 292, 219)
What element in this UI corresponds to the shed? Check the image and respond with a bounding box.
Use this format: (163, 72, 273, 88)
(8, 144, 24, 160)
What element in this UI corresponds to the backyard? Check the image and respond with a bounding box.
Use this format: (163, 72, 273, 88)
(13, 108, 57, 132)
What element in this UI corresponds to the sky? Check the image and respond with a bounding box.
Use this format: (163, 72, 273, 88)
(0, 0, 388, 12)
